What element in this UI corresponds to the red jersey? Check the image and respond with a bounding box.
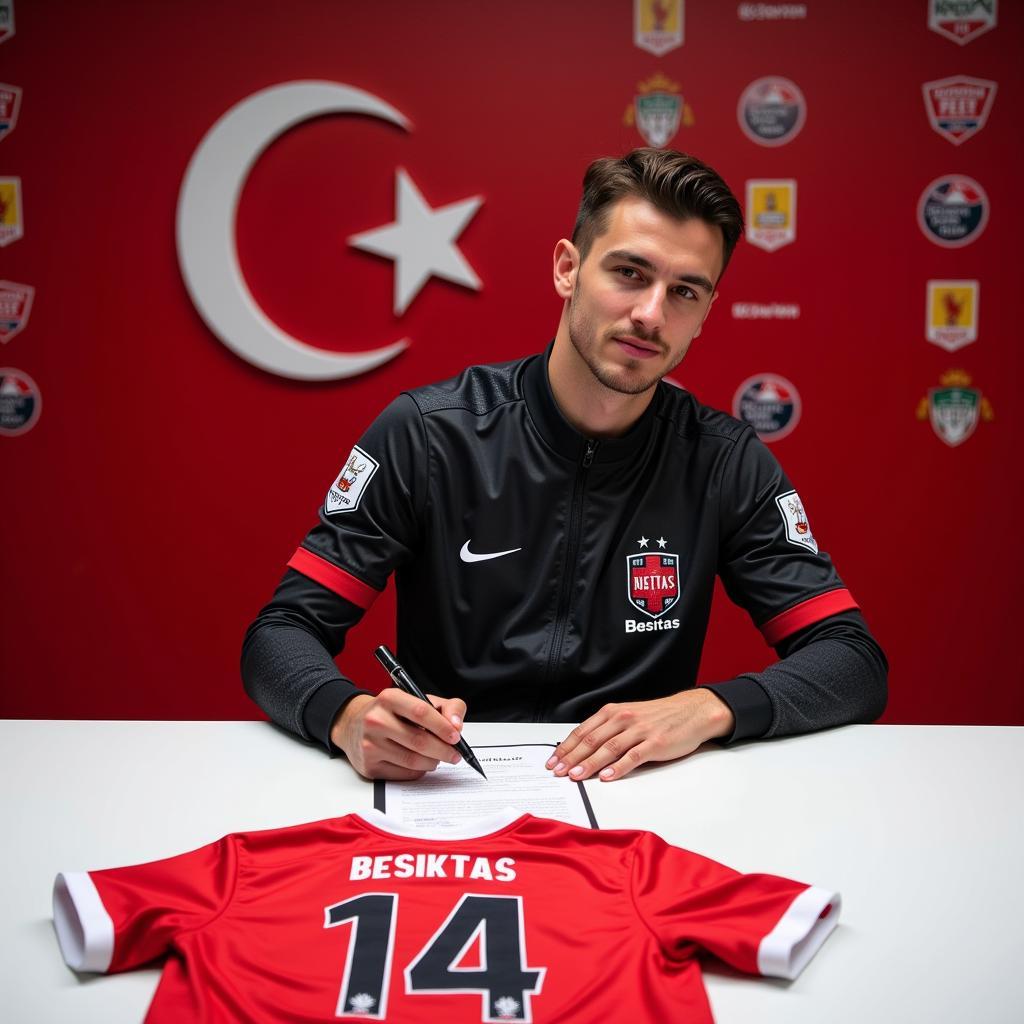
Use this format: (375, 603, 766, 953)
(53, 809, 839, 1022)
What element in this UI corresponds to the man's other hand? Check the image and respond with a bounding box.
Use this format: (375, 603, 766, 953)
(544, 689, 735, 782)
(330, 690, 468, 780)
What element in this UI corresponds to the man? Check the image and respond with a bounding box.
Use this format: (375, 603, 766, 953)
(242, 148, 887, 783)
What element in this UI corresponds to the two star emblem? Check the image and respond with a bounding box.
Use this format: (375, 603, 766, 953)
(637, 537, 668, 549)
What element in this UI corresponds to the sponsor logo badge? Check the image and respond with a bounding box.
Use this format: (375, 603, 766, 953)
(624, 74, 694, 149)
(926, 280, 978, 352)
(0, 176, 22, 246)
(0, 280, 34, 343)
(627, 547, 680, 618)
(917, 175, 988, 248)
(731, 301, 800, 320)
(928, 0, 997, 46)
(733, 373, 801, 442)
(916, 369, 993, 446)
(0, 367, 41, 435)
(745, 180, 796, 252)
(922, 76, 997, 145)
(634, 0, 684, 56)
(325, 444, 379, 515)
(776, 490, 818, 553)
(0, 1, 13, 45)
(738, 3, 807, 18)
(738, 77, 806, 146)
(0, 83, 21, 141)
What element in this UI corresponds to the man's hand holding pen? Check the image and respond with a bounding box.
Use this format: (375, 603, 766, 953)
(330, 689, 468, 781)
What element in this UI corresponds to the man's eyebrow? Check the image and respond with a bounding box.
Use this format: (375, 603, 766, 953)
(603, 249, 715, 294)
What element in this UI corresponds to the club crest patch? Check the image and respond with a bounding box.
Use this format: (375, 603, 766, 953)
(0, 280, 34, 343)
(624, 73, 694, 149)
(733, 373, 801, 442)
(922, 76, 997, 146)
(916, 369, 994, 447)
(0, 176, 23, 247)
(745, 180, 796, 252)
(0, 367, 41, 435)
(926, 280, 978, 352)
(928, 0, 997, 46)
(776, 490, 817, 553)
(0, 84, 21, 141)
(626, 550, 680, 618)
(917, 175, 989, 248)
(737, 77, 806, 147)
(634, 0, 684, 56)
(325, 445, 379, 515)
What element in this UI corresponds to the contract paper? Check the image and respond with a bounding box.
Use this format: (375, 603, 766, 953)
(374, 743, 598, 829)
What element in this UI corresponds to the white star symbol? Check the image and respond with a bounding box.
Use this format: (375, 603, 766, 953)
(638, 536, 649, 548)
(656, 537, 667, 549)
(348, 168, 483, 315)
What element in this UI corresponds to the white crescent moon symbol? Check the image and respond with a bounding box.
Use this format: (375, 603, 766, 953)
(176, 81, 410, 381)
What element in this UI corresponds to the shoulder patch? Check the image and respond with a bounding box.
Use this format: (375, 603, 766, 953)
(775, 489, 818, 553)
(325, 445, 379, 515)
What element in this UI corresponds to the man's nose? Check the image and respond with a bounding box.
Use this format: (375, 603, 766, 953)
(631, 285, 667, 333)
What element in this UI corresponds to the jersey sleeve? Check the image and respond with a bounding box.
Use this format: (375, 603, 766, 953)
(52, 836, 236, 974)
(718, 427, 858, 647)
(288, 393, 429, 610)
(630, 831, 840, 981)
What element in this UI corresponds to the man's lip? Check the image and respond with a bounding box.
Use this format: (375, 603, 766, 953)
(613, 336, 660, 357)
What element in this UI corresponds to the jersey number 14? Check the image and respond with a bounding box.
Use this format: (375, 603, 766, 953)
(324, 892, 547, 1022)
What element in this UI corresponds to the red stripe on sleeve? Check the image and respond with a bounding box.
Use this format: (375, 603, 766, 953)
(760, 588, 859, 646)
(287, 548, 381, 610)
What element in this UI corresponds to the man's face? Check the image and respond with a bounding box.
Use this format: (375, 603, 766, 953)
(563, 197, 723, 396)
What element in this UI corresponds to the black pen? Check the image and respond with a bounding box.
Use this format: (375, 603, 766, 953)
(373, 645, 487, 779)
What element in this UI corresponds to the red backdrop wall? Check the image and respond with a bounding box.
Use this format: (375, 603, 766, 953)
(2, 1, 1021, 725)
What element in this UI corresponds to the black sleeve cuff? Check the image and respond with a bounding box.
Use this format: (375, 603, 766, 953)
(699, 678, 773, 743)
(303, 680, 374, 755)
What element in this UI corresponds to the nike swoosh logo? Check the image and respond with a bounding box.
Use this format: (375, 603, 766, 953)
(460, 541, 522, 563)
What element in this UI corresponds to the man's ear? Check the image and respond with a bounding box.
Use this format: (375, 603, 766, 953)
(693, 290, 719, 339)
(553, 239, 580, 299)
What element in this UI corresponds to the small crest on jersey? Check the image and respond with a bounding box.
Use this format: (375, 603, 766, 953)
(916, 369, 993, 447)
(623, 74, 694, 149)
(325, 445, 379, 515)
(928, 0, 997, 46)
(0, 280, 33, 343)
(0, 1, 13, 45)
(634, 0, 684, 56)
(922, 76, 996, 146)
(926, 280, 978, 352)
(627, 549, 680, 618)
(733, 373, 801, 442)
(0, 177, 23, 247)
(0, 367, 41, 435)
(745, 180, 796, 252)
(0, 84, 22, 141)
(776, 490, 818, 553)
(917, 175, 989, 248)
(737, 77, 806, 147)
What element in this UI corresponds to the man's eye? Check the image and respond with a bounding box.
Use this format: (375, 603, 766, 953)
(674, 287, 696, 300)
(617, 267, 639, 279)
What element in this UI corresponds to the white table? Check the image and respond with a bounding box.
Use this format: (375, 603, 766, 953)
(3, 721, 1022, 1022)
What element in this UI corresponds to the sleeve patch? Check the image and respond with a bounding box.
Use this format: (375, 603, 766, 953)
(775, 489, 818, 553)
(325, 445, 379, 515)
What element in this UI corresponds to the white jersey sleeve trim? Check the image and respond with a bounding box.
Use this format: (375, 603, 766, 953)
(52, 871, 115, 973)
(756, 885, 841, 980)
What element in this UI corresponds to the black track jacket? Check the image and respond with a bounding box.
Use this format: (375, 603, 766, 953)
(243, 347, 887, 750)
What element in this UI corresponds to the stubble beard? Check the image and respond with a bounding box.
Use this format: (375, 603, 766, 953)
(567, 286, 686, 397)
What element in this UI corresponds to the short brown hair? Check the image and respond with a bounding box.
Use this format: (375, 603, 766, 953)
(571, 148, 743, 278)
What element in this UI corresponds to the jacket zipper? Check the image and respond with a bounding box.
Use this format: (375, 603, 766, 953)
(535, 439, 597, 721)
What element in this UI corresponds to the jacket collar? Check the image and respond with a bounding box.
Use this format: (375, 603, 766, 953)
(522, 341, 662, 464)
